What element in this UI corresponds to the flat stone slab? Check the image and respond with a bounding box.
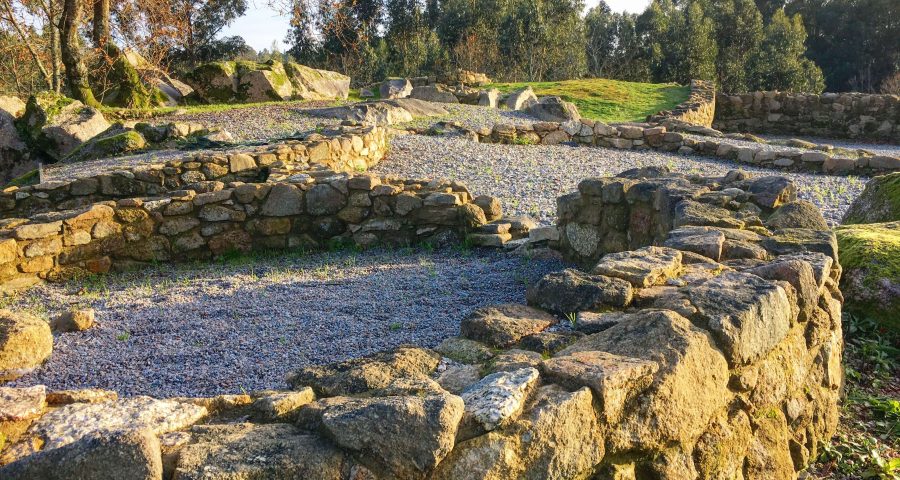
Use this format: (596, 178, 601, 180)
(0, 385, 46, 422)
(592, 246, 683, 288)
(688, 271, 792, 366)
(461, 367, 540, 431)
(542, 351, 658, 424)
(526, 268, 633, 314)
(28, 396, 208, 450)
(460, 304, 556, 348)
(175, 423, 348, 479)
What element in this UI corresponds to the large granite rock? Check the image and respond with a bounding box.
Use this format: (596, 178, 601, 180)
(380, 78, 413, 99)
(835, 222, 899, 329)
(174, 423, 349, 479)
(526, 268, 633, 314)
(284, 62, 350, 100)
(526, 96, 581, 122)
(410, 85, 460, 104)
(286, 346, 441, 396)
(0, 310, 52, 381)
(20, 91, 111, 160)
(842, 172, 900, 224)
(310, 391, 464, 478)
(0, 429, 162, 480)
(431, 385, 603, 480)
(309, 98, 448, 125)
(560, 310, 730, 451)
(504, 87, 539, 110)
(460, 304, 556, 348)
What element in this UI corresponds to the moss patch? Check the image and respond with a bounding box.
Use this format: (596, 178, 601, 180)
(842, 173, 900, 225)
(488, 78, 690, 123)
(66, 129, 147, 163)
(4, 169, 39, 188)
(835, 222, 900, 329)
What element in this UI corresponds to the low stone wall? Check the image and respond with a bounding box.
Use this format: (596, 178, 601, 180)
(0, 125, 388, 219)
(0, 172, 493, 292)
(0, 170, 842, 479)
(648, 79, 717, 127)
(477, 120, 900, 175)
(713, 91, 899, 141)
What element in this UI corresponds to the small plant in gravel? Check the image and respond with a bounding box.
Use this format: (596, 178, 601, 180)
(566, 312, 578, 328)
(116, 331, 131, 341)
(389, 322, 402, 331)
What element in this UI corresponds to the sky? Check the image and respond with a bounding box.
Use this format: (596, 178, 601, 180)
(222, 0, 652, 52)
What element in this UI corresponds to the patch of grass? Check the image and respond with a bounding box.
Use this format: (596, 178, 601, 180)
(3, 169, 39, 188)
(811, 313, 899, 479)
(488, 78, 690, 123)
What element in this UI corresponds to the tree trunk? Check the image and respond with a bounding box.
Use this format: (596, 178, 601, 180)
(61, 0, 99, 106)
(49, 0, 61, 92)
(92, 0, 109, 48)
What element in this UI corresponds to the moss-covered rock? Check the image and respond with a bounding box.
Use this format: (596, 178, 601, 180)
(235, 61, 294, 102)
(18, 91, 111, 160)
(835, 222, 900, 329)
(284, 62, 350, 100)
(95, 46, 167, 110)
(842, 173, 900, 224)
(66, 128, 147, 163)
(183, 62, 239, 103)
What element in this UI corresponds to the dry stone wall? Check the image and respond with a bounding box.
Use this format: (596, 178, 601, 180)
(0, 172, 490, 292)
(0, 169, 842, 479)
(1, 125, 388, 219)
(713, 91, 899, 142)
(477, 120, 900, 175)
(648, 79, 717, 127)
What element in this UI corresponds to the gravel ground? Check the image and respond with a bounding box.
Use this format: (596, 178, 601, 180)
(7, 247, 563, 397)
(398, 103, 538, 131)
(683, 133, 811, 155)
(147, 100, 343, 142)
(373, 135, 867, 225)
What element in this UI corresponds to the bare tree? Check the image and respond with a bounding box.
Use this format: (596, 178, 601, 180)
(0, 0, 52, 88)
(92, 0, 108, 47)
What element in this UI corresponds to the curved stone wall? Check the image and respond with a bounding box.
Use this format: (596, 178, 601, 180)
(1, 125, 388, 219)
(713, 91, 899, 142)
(477, 120, 900, 175)
(0, 169, 841, 480)
(0, 172, 492, 292)
(648, 79, 717, 127)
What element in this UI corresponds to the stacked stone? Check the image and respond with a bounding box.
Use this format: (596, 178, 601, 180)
(647, 79, 717, 127)
(0, 169, 842, 480)
(0, 126, 388, 219)
(0, 173, 497, 292)
(476, 120, 900, 175)
(714, 90, 899, 141)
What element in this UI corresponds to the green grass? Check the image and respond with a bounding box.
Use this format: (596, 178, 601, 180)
(488, 78, 690, 123)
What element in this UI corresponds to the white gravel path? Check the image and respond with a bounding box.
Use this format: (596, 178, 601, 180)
(373, 135, 867, 226)
(7, 247, 562, 397)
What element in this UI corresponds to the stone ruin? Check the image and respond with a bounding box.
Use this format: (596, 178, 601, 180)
(0, 141, 843, 478)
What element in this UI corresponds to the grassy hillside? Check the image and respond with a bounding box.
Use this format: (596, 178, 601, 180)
(489, 78, 690, 123)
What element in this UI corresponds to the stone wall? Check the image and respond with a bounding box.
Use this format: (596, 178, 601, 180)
(0, 172, 492, 292)
(713, 91, 899, 141)
(0, 170, 842, 480)
(1, 125, 388, 219)
(477, 120, 900, 175)
(648, 79, 717, 127)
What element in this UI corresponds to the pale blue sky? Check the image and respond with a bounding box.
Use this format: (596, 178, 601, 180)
(222, 0, 652, 51)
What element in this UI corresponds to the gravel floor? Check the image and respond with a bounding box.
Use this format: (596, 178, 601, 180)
(373, 135, 867, 225)
(7, 247, 563, 397)
(148, 101, 343, 142)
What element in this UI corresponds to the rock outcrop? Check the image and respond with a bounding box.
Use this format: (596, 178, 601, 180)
(19, 91, 111, 160)
(185, 60, 349, 104)
(526, 96, 581, 122)
(0, 310, 52, 381)
(842, 172, 900, 224)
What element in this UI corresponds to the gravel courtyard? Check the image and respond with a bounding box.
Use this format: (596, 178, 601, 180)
(374, 134, 867, 225)
(7, 248, 562, 397)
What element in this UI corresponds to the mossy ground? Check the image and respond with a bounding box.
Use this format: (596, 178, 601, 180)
(835, 222, 900, 289)
(488, 78, 691, 123)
